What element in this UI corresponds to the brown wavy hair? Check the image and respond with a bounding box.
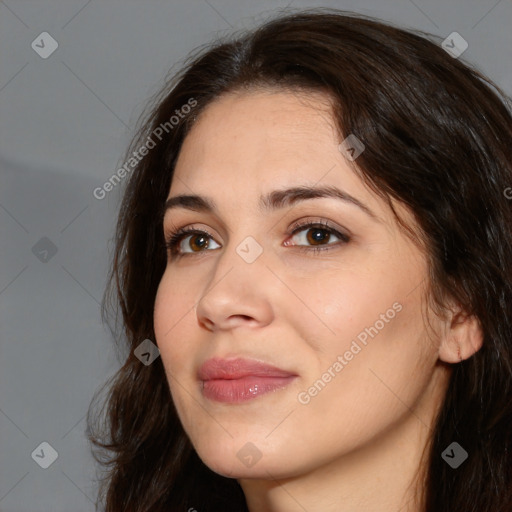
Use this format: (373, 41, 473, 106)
(87, 8, 512, 511)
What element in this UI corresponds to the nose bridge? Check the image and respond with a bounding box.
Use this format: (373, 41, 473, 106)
(214, 209, 267, 274)
(206, 229, 268, 298)
(195, 228, 272, 330)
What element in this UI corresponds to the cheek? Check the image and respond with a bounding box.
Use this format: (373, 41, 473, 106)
(293, 266, 404, 354)
(311, 288, 432, 413)
(312, 248, 427, 351)
(293, 258, 433, 401)
(153, 274, 199, 417)
(153, 271, 196, 366)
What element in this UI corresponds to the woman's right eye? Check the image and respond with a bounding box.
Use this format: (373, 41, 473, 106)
(164, 227, 221, 257)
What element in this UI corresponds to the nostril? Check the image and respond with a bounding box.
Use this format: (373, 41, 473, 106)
(199, 318, 215, 331)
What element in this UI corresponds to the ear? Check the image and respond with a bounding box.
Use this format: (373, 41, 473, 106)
(438, 307, 484, 363)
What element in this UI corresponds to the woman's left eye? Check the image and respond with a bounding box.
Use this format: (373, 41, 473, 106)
(285, 221, 350, 254)
(164, 221, 350, 258)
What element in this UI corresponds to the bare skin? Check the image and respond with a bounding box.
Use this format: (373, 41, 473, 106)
(153, 89, 483, 512)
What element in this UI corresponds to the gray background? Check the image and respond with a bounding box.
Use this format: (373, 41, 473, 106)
(1, 0, 511, 510)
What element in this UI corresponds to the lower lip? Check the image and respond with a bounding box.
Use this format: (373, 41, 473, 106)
(201, 376, 297, 403)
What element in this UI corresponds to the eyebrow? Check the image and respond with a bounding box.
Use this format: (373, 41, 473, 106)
(162, 185, 380, 222)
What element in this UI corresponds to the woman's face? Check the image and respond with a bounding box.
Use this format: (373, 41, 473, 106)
(153, 89, 449, 481)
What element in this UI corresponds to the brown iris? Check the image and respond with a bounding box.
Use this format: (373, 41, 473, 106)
(306, 227, 330, 245)
(188, 234, 209, 252)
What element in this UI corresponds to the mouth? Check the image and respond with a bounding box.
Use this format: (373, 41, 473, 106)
(198, 357, 298, 404)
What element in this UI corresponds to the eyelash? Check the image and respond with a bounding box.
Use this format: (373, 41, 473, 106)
(164, 220, 351, 259)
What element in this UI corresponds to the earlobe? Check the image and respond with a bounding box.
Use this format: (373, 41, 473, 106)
(438, 310, 484, 364)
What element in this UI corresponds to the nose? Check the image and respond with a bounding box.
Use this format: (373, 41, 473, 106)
(195, 246, 274, 332)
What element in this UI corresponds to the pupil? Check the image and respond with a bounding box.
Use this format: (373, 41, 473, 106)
(309, 228, 328, 245)
(192, 235, 208, 250)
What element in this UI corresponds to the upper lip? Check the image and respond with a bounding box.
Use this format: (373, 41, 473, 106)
(198, 357, 297, 381)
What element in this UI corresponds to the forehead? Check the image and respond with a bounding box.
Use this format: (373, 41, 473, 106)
(171, 89, 359, 191)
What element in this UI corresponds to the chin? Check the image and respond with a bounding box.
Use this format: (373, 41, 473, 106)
(193, 438, 308, 481)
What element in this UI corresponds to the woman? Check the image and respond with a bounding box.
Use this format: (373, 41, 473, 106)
(87, 8, 512, 512)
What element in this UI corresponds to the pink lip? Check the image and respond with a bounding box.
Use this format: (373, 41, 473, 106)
(198, 357, 298, 403)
